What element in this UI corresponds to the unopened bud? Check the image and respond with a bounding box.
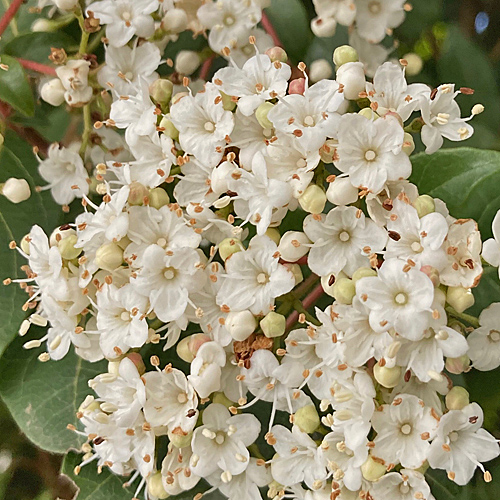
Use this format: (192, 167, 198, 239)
(471, 104, 485, 116)
(352, 267, 377, 282)
(40, 78, 66, 106)
(294, 405, 320, 434)
(321, 271, 347, 298)
(319, 139, 337, 164)
(175, 50, 201, 76)
(95, 242, 123, 271)
(358, 107, 379, 120)
(20, 234, 31, 255)
(265, 228, 281, 245)
(226, 310, 257, 341)
(126, 352, 146, 375)
(219, 237, 245, 261)
(373, 362, 401, 388)
(336, 62, 365, 101)
(333, 45, 359, 67)
(54, 0, 78, 9)
(167, 429, 193, 448)
(49, 226, 76, 247)
(1, 178, 31, 203)
(446, 386, 470, 411)
(447, 286, 475, 313)
(402, 52, 423, 77)
(220, 91, 236, 111)
(212, 392, 234, 408)
(420, 265, 440, 287)
(260, 311, 286, 338)
(289, 78, 306, 95)
(361, 455, 387, 482)
(284, 263, 303, 285)
(402, 132, 415, 155)
(311, 17, 337, 38)
(148, 187, 170, 208)
(299, 184, 326, 214)
(446, 355, 471, 375)
(265, 46, 288, 63)
(326, 177, 358, 206)
(159, 117, 179, 141)
(58, 234, 82, 260)
(332, 277, 356, 304)
(413, 195, 435, 218)
(128, 182, 149, 206)
(309, 59, 333, 83)
(278, 231, 310, 262)
(147, 472, 169, 500)
(149, 79, 174, 107)
(161, 7, 188, 33)
(256, 102, 275, 130)
(32, 18, 58, 32)
(177, 333, 210, 362)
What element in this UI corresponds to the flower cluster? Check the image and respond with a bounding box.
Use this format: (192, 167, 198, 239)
(3, 2, 500, 500)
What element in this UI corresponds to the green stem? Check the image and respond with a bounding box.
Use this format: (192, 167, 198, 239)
(87, 29, 104, 53)
(76, 10, 90, 54)
(1, 0, 18, 36)
(445, 306, 480, 329)
(248, 444, 265, 460)
(292, 298, 321, 326)
(79, 104, 92, 157)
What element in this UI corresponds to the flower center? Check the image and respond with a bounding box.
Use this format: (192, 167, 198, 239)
(121, 10, 132, 22)
(215, 432, 225, 445)
(164, 268, 176, 280)
(339, 231, 350, 242)
(489, 330, 500, 342)
(65, 163, 76, 173)
(157, 237, 168, 248)
(400, 484, 410, 494)
(120, 311, 131, 322)
(395, 292, 408, 305)
(364, 149, 377, 161)
(224, 15, 235, 26)
(411, 241, 423, 252)
(400, 423, 412, 435)
(263, 128, 273, 138)
(204, 121, 215, 132)
(368, 1, 381, 14)
(257, 272, 269, 284)
(177, 392, 188, 404)
(304, 115, 315, 127)
(449, 431, 459, 442)
(124, 71, 134, 80)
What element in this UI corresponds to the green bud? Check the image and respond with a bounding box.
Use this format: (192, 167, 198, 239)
(95, 242, 123, 271)
(128, 181, 149, 206)
(212, 392, 235, 408)
(284, 263, 303, 286)
(358, 107, 379, 120)
(260, 311, 286, 338)
(361, 455, 387, 482)
(58, 234, 82, 260)
(265, 227, 281, 245)
(167, 429, 193, 448)
(255, 102, 275, 130)
(266, 46, 288, 63)
(332, 277, 356, 305)
(446, 386, 470, 411)
(294, 405, 320, 434)
(149, 188, 170, 209)
(402, 132, 415, 155)
(333, 45, 359, 67)
(446, 355, 471, 375)
(221, 91, 237, 111)
(147, 472, 169, 499)
(20, 234, 31, 255)
(414, 194, 435, 218)
(150, 79, 174, 107)
(447, 286, 475, 313)
(352, 267, 377, 282)
(298, 184, 326, 214)
(219, 237, 245, 261)
(159, 117, 179, 141)
(373, 362, 401, 388)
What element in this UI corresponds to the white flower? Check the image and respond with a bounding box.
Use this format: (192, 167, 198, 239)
(427, 403, 500, 485)
(304, 205, 387, 277)
(371, 394, 438, 469)
(482, 209, 500, 277)
(86, 0, 159, 47)
(98, 42, 161, 96)
(335, 114, 411, 195)
(143, 367, 198, 433)
(312, 0, 356, 28)
(355, 0, 406, 44)
(161, 444, 201, 495)
(188, 341, 226, 398)
(370, 470, 433, 500)
(366, 62, 429, 121)
(190, 403, 261, 478)
(38, 144, 89, 206)
(356, 258, 435, 341)
(349, 29, 392, 78)
(56, 60, 93, 107)
(227, 27, 274, 67)
(197, 0, 262, 53)
(170, 83, 235, 165)
(270, 425, 326, 489)
(467, 303, 500, 371)
(216, 235, 295, 315)
(420, 84, 474, 154)
(214, 54, 291, 116)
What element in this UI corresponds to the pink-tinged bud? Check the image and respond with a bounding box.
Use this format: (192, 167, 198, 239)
(445, 386, 470, 411)
(265, 46, 288, 63)
(289, 78, 306, 95)
(445, 355, 471, 375)
(128, 181, 149, 206)
(177, 333, 211, 362)
(384, 111, 404, 128)
(420, 265, 440, 287)
(126, 352, 146, 375)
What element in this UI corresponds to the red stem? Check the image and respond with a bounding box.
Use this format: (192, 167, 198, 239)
(200, 54, 216, 81)
(261, 11, 282, 48)
(18, 58, 57, 76)
(285, 283, 325, 331)
(0, 0, 25, 37)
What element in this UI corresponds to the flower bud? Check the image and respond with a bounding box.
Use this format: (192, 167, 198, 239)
(332, 277, 356, 304)
(58, 234, 82, 260)
(402, 53, 423, 77)
(220, 91, 236, 111)
(150, 79, 174, 107)
(299, 185, 326, 214)
(226, 310, 257, 341)
(161, 7, 188, 33)
(321, 271, 347, 298)
(260, 311, 286, 338)
(40, 78, 66, 107)
(446, 386, 470, 411)
(309, 59, 333, 83)
(326, 177, 358, 206)
(333, 45, 359, 67)
(265, 46, 288, 63)
(126, 352, 146, 375)
(445, 355, 471, 375)
(284, 263, 303, 285)
(175, 50, 201, 76)
(295, 405, 320, 434)
(177, 333, 211, 362)
(148, 472, 169, 500)
(108, 360, 120, 375)
(128, 182, 149, 206)
(219, 237, 245, 261)
(289, 78, 306, 95)
(159, 117, 179, 141)
(32, 18, 59, 32)
(265, 228, 281, 245)
(434, 287, 446, 308)
(168, 429, 193, 448)
(413, 195, 435, 218)
(148, 187, 170, 209)
(54, 0, 78, 10)
(361, 455, 387, 482)
(358, 107, 379, 120)
(373, 362, 401, 388)
(402, 132, 415, 155)
(336, 62, 366, 101)
(319, 139, 337, 164)
(95, 242, 123, 271)
(278, 231, 310, 262)
(311, 17, 337, 38)
(1, 178, 31, 203)
(256, 102, 275, 130)
(20, 234, 31, 255)
(352, 267, 377, 282)
(212, 392, 234, 408)
(447, 286, 475, 313)
(50, 226, 76, 247)
(420, 265, 440, 287)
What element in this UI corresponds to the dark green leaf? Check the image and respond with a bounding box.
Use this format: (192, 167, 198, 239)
(0, 55, 34, 117)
